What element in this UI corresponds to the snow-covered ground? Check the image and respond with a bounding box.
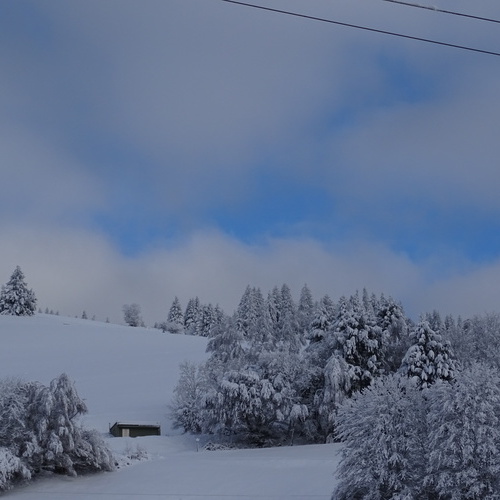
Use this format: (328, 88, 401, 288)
(0, 314, 339, 499)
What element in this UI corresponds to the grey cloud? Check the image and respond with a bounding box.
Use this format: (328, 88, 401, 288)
(0, 124, 104, 223)
(323, 62, 500, 217)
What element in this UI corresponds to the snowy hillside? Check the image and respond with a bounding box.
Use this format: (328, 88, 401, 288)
(0, 314, 339, 499)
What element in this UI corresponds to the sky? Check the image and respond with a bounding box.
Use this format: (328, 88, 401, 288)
(1, 0, 500, 324)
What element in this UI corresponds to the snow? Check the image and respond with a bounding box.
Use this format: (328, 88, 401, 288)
(0, 314, 339, 499)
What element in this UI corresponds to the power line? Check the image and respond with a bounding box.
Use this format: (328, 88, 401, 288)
(220, 0, 500, 57)
(378, 0, 500, 25)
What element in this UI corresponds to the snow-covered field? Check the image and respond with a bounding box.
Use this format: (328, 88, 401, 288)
(0, 314, 339, 499)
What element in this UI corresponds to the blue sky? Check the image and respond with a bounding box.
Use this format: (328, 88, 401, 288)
(1, 0, 500, 323)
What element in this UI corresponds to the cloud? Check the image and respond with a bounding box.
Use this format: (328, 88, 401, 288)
(327, 70, 500, 211)
(0, 123, 104, 224)
(1, 222, 496, 325)
(1, 0, 499, 326)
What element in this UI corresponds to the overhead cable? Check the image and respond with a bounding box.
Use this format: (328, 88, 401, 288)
(220, 0, 500, 57)
(379, 0, 500, 25)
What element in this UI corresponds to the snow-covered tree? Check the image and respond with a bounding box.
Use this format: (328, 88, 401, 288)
(277, 284, 302, 352)
(0, 374, 113, 483)
(184, 297, 201, 335)
(257, 350, 308, 445)
(297, 284, 314, 338)
(233, 287, 272, 360)
(198, 303, 215, 338)
(122, 303, 142, 327)
(448, 313, 500, 371)
(400, 320, 457, 388)
(265, 284, 302, 352)
(307, 295, 336, 344)
(331, 293, 383, 394)
(314, 354, 352, 442)
(425, 309, 443, 334)
(425, 363, 500, 500)
(170, 362, 207, 433)
(21, 374, 113, 476)
(203, 354, 306, 446)
(0, 266, 37, 316)
(333, 374, 428, 500)
(166, 297, 184, 334)
(0, 448, 30, 491)
(206, 315, 245, 367)
(375, 294, 410, 373)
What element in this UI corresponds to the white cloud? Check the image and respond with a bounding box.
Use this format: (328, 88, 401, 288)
(1, 223, 496, 325)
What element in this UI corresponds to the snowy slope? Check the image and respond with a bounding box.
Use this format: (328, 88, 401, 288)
(0, 314, 339, 499)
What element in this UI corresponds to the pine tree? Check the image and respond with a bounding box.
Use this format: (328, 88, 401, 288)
(203, 355, 306, 446)
(198, 303, 216, 337)
(234, 287, 272, 359)
(315, 354, 352, 442)
(170, 362, 207, 433)
(0, 266, 37, 316)
(401, 320, 457, 388)
(206, 315, 245, 366)
(0, 375, 113, 480)
(269, 284, 301, 353)
(425, 364, 500, 499)
(375, 294, 410, 373)
(267, 286, 281, 341)
(332, 293, 383, 394)
(307, 295, 336, 344)
(333, 374, 427, 499)
(166, 297, 184, 334)
(297, 284, 314, 338)
(450, 313, 500, 371)
(299, 296, 340, 441)
(184, 297, 201, 335)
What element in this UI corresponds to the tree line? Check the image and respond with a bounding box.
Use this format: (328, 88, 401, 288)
(170, 284, 500, 498)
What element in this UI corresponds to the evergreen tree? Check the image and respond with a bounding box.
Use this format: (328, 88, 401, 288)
(297, 284, 314, 337)
(425, 309, 443, 333)
(267, 286, 281, 341)
(449, 313, 500, 371)
(198, 303, 216, 338)
(206, 315, 244, 365)
(425, 363, 500, 499)
(203, 353, 306, 446)
(315, 354, 352, 442)
(170, 362, 207, 433)
(333, 374, 427, 499)
(375, 294, 410, 373)
(0, 375, 113, 481)
(184, 297, 201, 335)
(269, 284, 301, 353)
(213, 304, 226, 333)
(307, 295, 336, 344)
(0, 266, 37, 316)
(331, 293, 383, 394)
(166, 297, 184, 334)
(234, 287, 272, 359)
(235, 286, 255, 342)
(299, 296, 339, 441)
(400, 320, 457, 388)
